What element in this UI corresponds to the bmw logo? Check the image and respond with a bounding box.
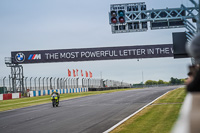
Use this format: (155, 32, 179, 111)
(15, 53, 25, 62)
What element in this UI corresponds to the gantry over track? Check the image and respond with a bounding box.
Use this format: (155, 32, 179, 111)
(109, 0, 199, 41)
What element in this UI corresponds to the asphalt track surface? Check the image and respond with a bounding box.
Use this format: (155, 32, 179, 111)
(0, 86, 181, 133)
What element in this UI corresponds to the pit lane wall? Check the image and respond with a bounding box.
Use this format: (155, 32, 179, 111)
(29, 88, 88, 97)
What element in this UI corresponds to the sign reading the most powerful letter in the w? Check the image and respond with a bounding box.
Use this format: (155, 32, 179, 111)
(11, 44, 173, 64)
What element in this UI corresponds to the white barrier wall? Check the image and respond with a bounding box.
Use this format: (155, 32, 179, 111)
(12, 93, 20, 99)
(0, 93, 21, 100)
(0, 88, 88, 100)
(0, 94, 3, 100)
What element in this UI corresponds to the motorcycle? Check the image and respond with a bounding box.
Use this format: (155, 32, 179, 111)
(51, 93, 59, 107)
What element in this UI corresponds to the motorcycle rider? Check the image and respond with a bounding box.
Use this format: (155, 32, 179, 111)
(51, 90, 60, 104)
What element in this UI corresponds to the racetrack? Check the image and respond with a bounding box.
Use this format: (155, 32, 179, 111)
(0, 86, 181, 133)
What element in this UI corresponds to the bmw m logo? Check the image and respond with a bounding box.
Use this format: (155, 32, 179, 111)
(28, 54, 41, 60)
(15, 53, 25, 62)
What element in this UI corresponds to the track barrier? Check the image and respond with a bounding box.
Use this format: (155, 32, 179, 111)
(29, 88, 88, 97)
(0, 93, 21, 100)
(0, 88, 88, 100)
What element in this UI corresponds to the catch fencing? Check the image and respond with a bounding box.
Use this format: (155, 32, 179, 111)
(0, 76, 131, 92)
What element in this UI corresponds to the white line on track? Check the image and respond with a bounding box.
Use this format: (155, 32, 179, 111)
(103, 91, 170, 133)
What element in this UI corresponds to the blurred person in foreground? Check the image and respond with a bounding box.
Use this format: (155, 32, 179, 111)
(185, 32, 200, 133)
(172, 33, 200, 133)
(186, 33, 200, 92)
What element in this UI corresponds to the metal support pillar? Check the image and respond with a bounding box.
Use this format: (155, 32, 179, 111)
(5, 57, 25, 95)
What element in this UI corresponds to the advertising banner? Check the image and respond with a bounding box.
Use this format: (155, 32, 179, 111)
(11, 44, 173, 64)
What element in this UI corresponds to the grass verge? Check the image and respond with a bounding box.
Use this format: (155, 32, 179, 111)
(111, 87, 187, 133)
(0, 88, 140, 112)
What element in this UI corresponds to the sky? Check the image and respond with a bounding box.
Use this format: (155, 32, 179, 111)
(0, 0, 198, 84)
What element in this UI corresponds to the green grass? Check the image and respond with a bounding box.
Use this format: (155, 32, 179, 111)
(111, 87, 187, 133)
(0, 88, 140, 112)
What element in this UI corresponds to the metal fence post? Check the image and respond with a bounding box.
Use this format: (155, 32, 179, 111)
(60, 78, 62, 89)
(3, 76, 6, 87)
(50, 77, 52, 90)
(9, 75, 11, 92)
(65, 78, 68, 89)
(71, 78, 73, 88)
(46, 77, 49, 90)
(53, 77, 56, 90)
(82, 78, 84, 87)
(68, 78, 71, 88)
(42, 77, 45, 90)
(34, 77, 37, 91)
(25, 77, 28, 91)
(30, 77, 33, 91)
(76, 78, 79, 88)
(57, 78, 59, 90)
(88, 78, 90, 88)
(38, 77, 41, 90)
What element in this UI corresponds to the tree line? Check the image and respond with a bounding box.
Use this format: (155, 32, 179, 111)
(144, 77, 185, 85)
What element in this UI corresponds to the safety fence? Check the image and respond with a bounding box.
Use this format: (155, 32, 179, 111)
(0, 76, 131, 93)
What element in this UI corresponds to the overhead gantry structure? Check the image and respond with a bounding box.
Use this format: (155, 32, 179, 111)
(109, 0, 199, 42)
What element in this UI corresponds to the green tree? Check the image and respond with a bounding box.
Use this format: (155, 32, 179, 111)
(170, 77, 176, 84)
(169, 77, 184, 85)
(145, 80, 158, 85)
(164, 81, 169, 84)
(145, 80, 153, 85)
(152, 80, 158, 85)
(180, 79, 185, 84)
(158, 80, 164, 84)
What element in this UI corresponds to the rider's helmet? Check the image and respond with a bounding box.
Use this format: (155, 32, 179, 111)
(54, 90, 56, 92)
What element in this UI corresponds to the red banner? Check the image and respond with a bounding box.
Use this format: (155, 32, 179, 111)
(73, 69, 76, 77)
(89, 71, 92, 78)
(68, 69, 71, 77)
(76, 69, 78, 76)
(81, 70, 84, 77)
(86, 71, 88, 77)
